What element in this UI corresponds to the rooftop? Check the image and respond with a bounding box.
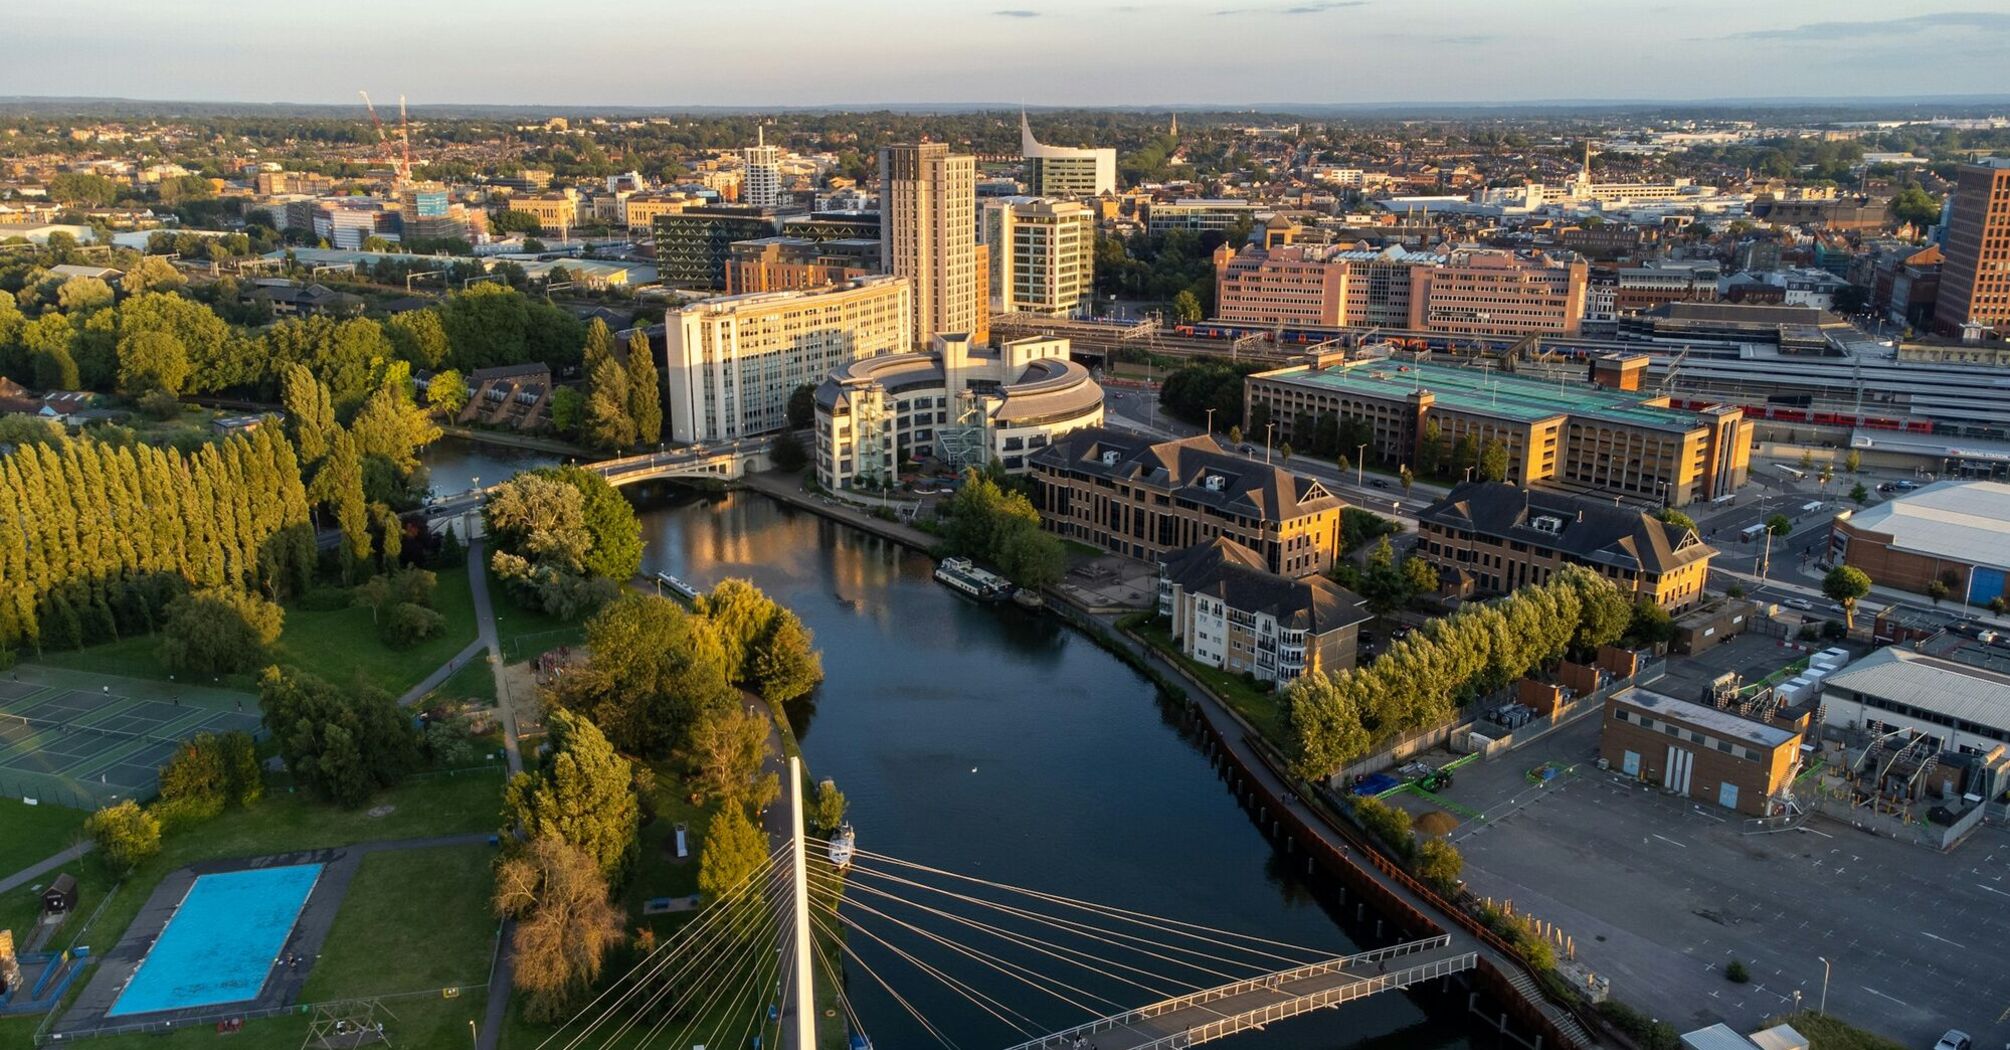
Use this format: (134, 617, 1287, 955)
(1418, 481, 1715, 575)
(1614, 687, 1798, 750)
(1258, 358, 1724, 432)
(1841, 479, 2010, 570)
(1163, 538, 1371, 635)
(1822, 646, 2010, 728)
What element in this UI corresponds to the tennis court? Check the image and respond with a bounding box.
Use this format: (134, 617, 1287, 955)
(107, 864, 325, 1017)
(0, 667, 260, 808)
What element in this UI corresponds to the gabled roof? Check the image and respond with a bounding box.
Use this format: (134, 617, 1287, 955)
(1164, 538, 1371, 635)
(1418, 481, 1715, 576)
(1030, 427, 1340, 522)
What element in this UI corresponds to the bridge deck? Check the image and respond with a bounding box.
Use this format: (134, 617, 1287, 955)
(1006, 938, 1475, 1050)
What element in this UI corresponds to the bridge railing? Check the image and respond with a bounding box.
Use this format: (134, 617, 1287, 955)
(1000, 935, 1455, 1050)
(1166, 951, 1479, 1050)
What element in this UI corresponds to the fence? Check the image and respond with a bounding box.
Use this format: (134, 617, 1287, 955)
(37, 984, 479, 1045)
(1452, 659, 1665, 760)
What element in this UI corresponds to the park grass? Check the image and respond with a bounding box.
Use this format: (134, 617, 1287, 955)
(9, 989, 490, 1050)
(0, 798, 88, 877)
(426, 655, 498, 706)
(1125, 617, 1289, 745)
(303, 844, 500, 1000)
(486, 566, 589, 663)
(38, 566, 479, 698)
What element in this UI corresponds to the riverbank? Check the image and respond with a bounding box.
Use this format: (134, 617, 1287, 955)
(735, 470, 939, 554)
(437, 425, 597, 457)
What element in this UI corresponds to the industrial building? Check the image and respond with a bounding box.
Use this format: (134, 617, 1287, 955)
(811, 334, 1103, 491)
(1158, 538, 1372, 685)
(1415, 482, 1717, 610)
(1819, 646, 2010, 756)
(1243, 356, 1752, 507)
(661, 276, 913, 443)
(1029, 428, 1344, 577)
(1829, 479, 2010, 605)
(1599, 687, 1803, 816)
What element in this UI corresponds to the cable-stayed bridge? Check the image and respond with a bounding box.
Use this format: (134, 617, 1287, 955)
(533, 760, 1480, 1050)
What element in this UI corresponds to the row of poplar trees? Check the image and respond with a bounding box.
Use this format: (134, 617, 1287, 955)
(0, 426, 314, 654)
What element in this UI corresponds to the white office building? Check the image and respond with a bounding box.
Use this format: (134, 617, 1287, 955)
(981, 196, 1094, 318)
(1020, 114, 1117, 198)
(662, 276, 912, 443)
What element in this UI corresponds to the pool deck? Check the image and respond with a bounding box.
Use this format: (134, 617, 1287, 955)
(53, 833, 492, 1038)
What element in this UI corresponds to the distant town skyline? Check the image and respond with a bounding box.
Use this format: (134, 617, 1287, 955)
(7, 0, 2008, 110)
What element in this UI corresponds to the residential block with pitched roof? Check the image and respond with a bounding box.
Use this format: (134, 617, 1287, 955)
(1158, 538, 1372, 684)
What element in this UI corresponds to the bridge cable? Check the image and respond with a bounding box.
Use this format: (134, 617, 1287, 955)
(706, 909, 788, 1050)
(596, 860, 794, 1049)
(808, 913, 870, 1043)
(810, 909, 960, 1050)
(648, 883, 793, 1050)
(540, 846, 790, 1050)
(809, 866, 1116, 1021)
(823, 865, 1185, 1004)
(850, 846, 1335, 963)
(817, 898, 1040, 1036)
(840, 860, 1274, 984)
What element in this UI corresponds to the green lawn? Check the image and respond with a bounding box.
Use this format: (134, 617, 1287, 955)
(39, 566, 479, 698)
(487, 566, 588, 663)
(1127, 618, 1289, 745)
(425, 656, 498, 706)
(9, 989, 489, 1050)
(0, 798, 88, 877)
(304, 844, 499, 999)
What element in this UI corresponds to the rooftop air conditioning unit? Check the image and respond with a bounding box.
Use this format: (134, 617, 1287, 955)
(1204, 474, 1226, 492)
(1530, 514, 1565, 534)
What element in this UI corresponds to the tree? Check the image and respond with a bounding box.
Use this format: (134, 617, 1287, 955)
(1398, 466, 1414, 495)
(1477, 439, 1509, 483)
(546, 594, 736, 756)
(504, 710, 640, 880)
(348, 379, 441, 473)
(120, 255, 186, 295)
(259, 666, 421, 806)
(385, 310, 451, 369)
(1284, 671, 1371, 780)
(1278, 441, 1294, 463)
(427, 368, 469, 416)
(1822, 565, 1872, 630)
(49, 171, 119, 207)
(1400, 556, 1439, 598)
(1765, 514, 1792, 537)
(57, 276, 114, 313)
(1417, 418, 1446, 478)
(681, 705, 779, 814)
(1563, 566, 1633, 656)
(280, 364, 337, 465)
(1626, 600, 1675, 647)
(811, 778, 849, 834)
(314, 431, 372, 576)
(157, 588, 284, 675)
(86, 800, 161, 872)
(1798, 449, 1814, 470)
(1891, 184, 1941, 228)
(1850, 482, 1869, 505)
(697, 805, 770, 904)
(786, 383, 818, 430)
(1925, 578, 1949, 605)
(1413, 838, 1462, 891)
(115, 329, 191, 397)
(493, 836, 625, 1023)
(1844, 449, 1861, 474)
(769, 430, 808, 472)
(1228, 425, 1243, 445)
(580, 352, 636, 450)
(624, 328, 662, 445)
(1655, 508, 1697, 533)
(547, 387, 585, 435)
(1170, 289, 1202, 322)
(118, 292, 237, 392)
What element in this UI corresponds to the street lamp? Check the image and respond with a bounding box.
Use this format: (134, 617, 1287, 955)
(1817, 956, 1830, 1014)
(1356, 443, 1368, 488)
(1264, 422, 1276, 464)
(1204, 407, 1215, 439)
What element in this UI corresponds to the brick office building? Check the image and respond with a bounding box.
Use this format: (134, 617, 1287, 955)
(1600, 687, 1802, 816)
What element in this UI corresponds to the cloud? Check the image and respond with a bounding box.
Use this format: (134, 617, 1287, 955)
(992, 8, 1041, 16)
(1727, 10, 2010, 40)
(1212, 0, 1365, 15)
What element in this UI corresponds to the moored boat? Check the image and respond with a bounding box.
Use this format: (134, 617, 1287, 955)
(933, 557, 1014, 601)
(827, 822, 856, 868)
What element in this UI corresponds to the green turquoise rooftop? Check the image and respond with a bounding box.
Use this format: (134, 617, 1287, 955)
(1266, 359, 1720, 432)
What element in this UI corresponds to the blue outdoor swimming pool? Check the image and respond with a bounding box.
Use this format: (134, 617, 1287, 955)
(107, 863, 324, 1017)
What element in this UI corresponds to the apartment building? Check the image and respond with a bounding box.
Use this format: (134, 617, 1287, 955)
(724, 237, 879, 295)
(981, 197, 1094, 317)
(1159, 537, 1372, 685)
(813, 334, 1103, 490)
(881, 143, 983, 347)
(1414, 482, 1716, 610)
(1932, 159, 2010, 339)
(1244, 357, 1752, 508)
(506, 188, 586, 237)
(1612, 261, 1720, 314)
(661, 276, 913, 443)
(1211, 244, 1584, 335)
(1028, 428, 1344, 577)
(742, 130, 782, 208)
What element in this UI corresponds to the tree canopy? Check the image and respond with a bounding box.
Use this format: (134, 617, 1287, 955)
(503, 709, 640, 881)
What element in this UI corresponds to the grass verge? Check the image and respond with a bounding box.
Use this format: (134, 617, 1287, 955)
(1123, 616, 1287, 745)
(304, 844, 500, 999)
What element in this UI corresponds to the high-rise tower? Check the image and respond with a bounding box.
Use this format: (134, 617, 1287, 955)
(1933, 159, 2010, 338)
(879, 142, 981, 346)
(743, 126, 782, 209)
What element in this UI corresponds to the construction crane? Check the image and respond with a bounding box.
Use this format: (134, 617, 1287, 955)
(358, 90, 389, 160)
(357, 90, 413, 183)
(397, 95, 413, 183)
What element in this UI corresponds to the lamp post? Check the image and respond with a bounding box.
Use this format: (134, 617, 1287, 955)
(1204, 407, 1215, 440)
(1264, 422, 1276, 465)
(1356, 443, 1368, 488)
(1817, 956, 1830, 1014)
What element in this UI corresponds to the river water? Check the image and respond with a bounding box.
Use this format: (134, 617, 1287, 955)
(424, 440, 1473, 1050)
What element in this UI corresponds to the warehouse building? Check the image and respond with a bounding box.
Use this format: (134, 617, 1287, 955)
(1829, 479, 2010, 605)
(1818, 647, 2010, 756)
(1600, 687, 1803, 816)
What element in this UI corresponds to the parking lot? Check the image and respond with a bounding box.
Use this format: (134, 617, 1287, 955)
(1411, 710, 2010, 1047)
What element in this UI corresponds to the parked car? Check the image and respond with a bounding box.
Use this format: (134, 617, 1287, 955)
(1368, 479, 1390, 489)
(1784, 598, 1814, 611)
(1931, 1030, 1971, 1050)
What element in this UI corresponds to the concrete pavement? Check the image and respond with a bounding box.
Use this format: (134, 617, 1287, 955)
(468, 533, 524, 1050)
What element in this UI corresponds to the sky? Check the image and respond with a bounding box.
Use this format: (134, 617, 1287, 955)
(5, 0, 2009, 109)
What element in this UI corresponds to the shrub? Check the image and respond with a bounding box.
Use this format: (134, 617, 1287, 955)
(424, 719, 482, 767)
(1350, 795, 1415, 858)
(158, 588, 284, 675)
(1597, 1000, 1680, 1050)
(1726, 960, 1750, 983)
(87, 800, 161, 871)
(382, 601, 447, 648)
(1414, 838, 1463, 891)
(136, 389, 182, 421)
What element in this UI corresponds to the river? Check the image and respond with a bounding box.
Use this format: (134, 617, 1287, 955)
(424, 440, 1474, 1050)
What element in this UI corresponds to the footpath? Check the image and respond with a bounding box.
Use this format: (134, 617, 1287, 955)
(467, 535, 526, 1050)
